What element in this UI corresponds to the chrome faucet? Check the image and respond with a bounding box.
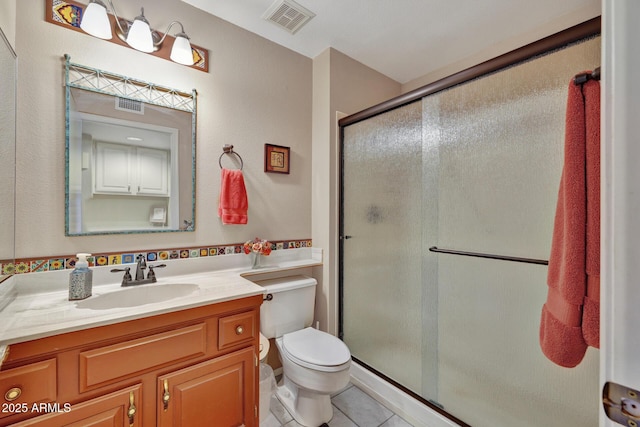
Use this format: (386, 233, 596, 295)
(111, 255, 166, 287)
(135, 254, 146, 281)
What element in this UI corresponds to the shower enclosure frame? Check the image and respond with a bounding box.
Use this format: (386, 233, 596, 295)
(338, 16, 601, 426)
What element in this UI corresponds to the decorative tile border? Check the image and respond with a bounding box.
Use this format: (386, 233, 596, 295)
(0, 239, 312, 275)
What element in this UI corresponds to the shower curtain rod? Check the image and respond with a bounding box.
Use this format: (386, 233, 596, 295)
(429, 246, 549, 265)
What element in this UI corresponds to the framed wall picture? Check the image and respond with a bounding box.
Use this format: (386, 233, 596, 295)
(264, 144, 290, 174)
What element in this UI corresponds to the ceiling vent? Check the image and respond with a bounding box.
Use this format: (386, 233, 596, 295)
(115, 97, 144, 115)
(263, 0, 315, 34)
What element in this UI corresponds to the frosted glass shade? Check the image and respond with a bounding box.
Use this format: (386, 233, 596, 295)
(170, 34, 194, 65)
(126, 18, 154, 52)
(80, 1, 112, 40)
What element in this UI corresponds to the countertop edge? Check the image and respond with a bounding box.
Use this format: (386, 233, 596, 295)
(0, 249, 323, 347)
(1, 288, 266, 347)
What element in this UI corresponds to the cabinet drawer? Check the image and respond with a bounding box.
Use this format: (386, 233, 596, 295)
(218, 311, 256, 350)
(0, 359, 56, 419)
(80, 323, 206, 391)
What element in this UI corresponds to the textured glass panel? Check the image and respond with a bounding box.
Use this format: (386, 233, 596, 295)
(342, 101, 424, 394)
(433, 38, 600, 427)
(342, 36, 601, 427)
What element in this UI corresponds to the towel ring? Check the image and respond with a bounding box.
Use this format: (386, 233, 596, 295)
(219, 144, 243, 170)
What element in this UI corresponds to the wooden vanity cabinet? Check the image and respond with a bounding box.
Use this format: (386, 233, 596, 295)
(0, 295, 262, 427)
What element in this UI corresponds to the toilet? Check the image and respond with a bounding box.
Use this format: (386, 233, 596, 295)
(256, 275, 351, 427)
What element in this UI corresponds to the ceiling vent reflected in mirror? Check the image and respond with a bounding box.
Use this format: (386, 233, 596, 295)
(115, 97, 144, 114)
(263, 0, 316, 34)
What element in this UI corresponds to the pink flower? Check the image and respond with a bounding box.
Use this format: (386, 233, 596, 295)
(244, 238, 272, 256)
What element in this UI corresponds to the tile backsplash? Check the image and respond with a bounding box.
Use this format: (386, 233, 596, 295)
(1, 239, 312, 275)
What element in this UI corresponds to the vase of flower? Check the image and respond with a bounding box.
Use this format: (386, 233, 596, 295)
(252, 252, 262, 269)
(244, 237, 272, 269)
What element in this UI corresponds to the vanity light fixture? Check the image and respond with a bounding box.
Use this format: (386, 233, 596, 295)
(79, 0, 194, 65)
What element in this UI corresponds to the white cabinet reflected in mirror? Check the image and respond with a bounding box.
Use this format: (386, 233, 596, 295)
(65, 56, 196, 235)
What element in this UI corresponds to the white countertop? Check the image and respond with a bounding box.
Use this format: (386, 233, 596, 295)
(0, 248, 322, 346)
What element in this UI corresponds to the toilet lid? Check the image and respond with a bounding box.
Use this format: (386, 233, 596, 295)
(282, 327, 351, 367)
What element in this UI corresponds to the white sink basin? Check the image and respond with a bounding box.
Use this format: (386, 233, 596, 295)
(75, 283, 199, 310)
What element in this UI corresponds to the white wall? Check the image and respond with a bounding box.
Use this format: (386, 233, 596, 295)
(14, 0, 312, 258)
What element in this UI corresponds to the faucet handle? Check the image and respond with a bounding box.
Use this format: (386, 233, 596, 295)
(110, 267, 132, 285)
(146, 264, 166, 282)
(148, 263, 167, 269)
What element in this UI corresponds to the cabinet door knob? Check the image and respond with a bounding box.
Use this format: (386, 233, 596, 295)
(5, 387, 21, 402)
(235, 325, 244, 335)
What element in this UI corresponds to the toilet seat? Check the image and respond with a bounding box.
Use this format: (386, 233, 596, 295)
(281, 327, 351, 372)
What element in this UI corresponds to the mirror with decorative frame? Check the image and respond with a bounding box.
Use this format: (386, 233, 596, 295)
(65, 56, 196, 235)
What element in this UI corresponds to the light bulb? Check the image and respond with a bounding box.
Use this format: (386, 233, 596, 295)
(170, 33, 194, 65)
(126, 9, 154, 52)
(80, 0, 112, 40)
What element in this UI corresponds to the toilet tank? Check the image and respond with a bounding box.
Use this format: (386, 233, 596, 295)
(256, 275, 317, 339)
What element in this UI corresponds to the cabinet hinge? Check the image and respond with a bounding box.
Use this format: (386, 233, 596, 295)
(255, 353, 258, 367)
(255, 405, 258, 418)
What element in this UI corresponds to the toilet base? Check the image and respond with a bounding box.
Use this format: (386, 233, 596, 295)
(276, 376, 333, 427)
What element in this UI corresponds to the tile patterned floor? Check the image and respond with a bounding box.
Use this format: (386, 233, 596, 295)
(261, 383, 414, 427)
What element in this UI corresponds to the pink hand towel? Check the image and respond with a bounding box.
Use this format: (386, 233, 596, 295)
(218, 168, 248, 225)
(539, 75, 600, 368)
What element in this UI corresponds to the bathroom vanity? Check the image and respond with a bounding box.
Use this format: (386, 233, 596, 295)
(0, 248, 322, 427)
(0, 296, 260, 426)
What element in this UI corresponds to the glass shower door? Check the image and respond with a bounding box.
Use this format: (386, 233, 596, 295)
(341, 37, 601, 427)
(341, 101, 438, 399)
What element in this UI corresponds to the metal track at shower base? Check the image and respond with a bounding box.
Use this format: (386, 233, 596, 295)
(352, 357, 472, 427)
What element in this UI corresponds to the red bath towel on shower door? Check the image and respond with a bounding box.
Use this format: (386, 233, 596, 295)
(539, 74, 600, 368)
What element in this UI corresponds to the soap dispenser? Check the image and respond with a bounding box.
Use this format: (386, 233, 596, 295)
(69, 253, 93, 301)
